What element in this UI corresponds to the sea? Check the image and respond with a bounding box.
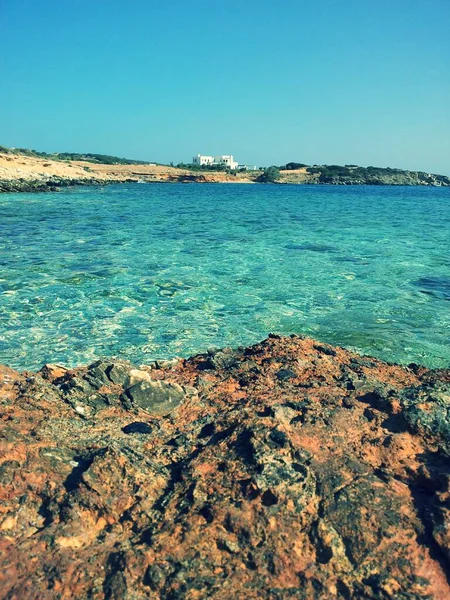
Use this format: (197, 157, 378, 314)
(1, 183, 449, 371)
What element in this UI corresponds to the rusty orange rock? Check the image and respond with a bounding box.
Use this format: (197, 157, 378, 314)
(0, 335, 449, 599)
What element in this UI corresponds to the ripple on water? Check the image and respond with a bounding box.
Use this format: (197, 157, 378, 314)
(0, 183, 449, 370)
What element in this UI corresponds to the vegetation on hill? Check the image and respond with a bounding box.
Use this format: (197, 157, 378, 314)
(306, 164, 450, 185)
(56, 152, 152, 165)
(0, 144, 152, 165)
(279, 162, 309, 170)
(175, 162, 229, 172)
(257, 166, 281, 183)
(273, 160, 449, 185)
(1, 143, 449, 188)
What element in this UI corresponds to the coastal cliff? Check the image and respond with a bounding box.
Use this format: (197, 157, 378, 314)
(1, 148, 449, 192)
(0, 149, 253, 192)
(1, 334, 449, 599)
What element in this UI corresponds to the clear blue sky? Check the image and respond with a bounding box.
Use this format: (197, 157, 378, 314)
(1, 0, 449, 173)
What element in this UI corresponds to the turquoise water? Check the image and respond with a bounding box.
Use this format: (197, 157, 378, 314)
(1, 183, 449, 371)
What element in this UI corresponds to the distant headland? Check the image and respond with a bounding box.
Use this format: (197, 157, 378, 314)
(1, 145, 449, 193)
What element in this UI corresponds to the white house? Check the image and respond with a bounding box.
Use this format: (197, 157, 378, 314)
(192, 154, 239, 170)
(216, 155, 239, 169)
(193, 154, 215, 166)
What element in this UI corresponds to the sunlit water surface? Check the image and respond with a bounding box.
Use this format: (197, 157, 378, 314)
(1, 183, 449, 370)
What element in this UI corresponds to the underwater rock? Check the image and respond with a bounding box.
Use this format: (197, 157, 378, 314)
(413, 276, 450, 300)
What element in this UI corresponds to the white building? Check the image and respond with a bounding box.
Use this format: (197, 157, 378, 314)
(193, 154, 215, 166)
(192, 154, 239, 170)
(216, 155, 239, 169)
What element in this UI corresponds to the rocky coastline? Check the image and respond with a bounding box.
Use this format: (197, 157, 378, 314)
(0, 176, 123, 193)
(1, 334, 449, 599)
(2, 172, 450, 193)
(2, 173, 449, 194)
(1, 149, 450, 193)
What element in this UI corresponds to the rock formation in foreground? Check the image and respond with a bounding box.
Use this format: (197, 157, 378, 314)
(0, 335, 449, 599)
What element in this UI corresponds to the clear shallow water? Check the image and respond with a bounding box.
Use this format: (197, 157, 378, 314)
(1, 183, 449, 371)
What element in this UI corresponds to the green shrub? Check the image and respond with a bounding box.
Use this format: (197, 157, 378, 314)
(257, 166, 280, 183)
(281, 162, 308, 170)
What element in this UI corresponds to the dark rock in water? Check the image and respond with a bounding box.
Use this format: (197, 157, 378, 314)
(413, 276, 450, 300)
(0, 335, 449, 599)
(333, 255, 370, 264)
(285, 243, 337, 253)
(122, 422, 153, 434)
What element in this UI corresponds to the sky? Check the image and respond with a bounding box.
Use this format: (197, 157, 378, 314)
(1, 0, 449, 173)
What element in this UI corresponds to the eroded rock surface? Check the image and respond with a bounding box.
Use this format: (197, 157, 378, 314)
(0, 335, 449, 599)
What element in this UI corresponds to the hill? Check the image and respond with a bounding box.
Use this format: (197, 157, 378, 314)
(305, 164, 450, 186)
(276, 163, 450, 186)
(0, 145, 153, 165)
(1, 145, 449, 192)
(0, 147, 253, 192)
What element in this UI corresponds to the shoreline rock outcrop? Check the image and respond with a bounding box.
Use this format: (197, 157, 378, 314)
(1, 149, 449, 193)
(0, 335, 449, 598)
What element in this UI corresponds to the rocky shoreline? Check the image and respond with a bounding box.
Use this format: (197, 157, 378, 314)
(1, 334, 449, 599)
(2, 176, 449, 194)
(1, 149, 450, 193)
(2, 174, 450, 193)
(0, 177, 124, 193)
(0, 150, 255, 192)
